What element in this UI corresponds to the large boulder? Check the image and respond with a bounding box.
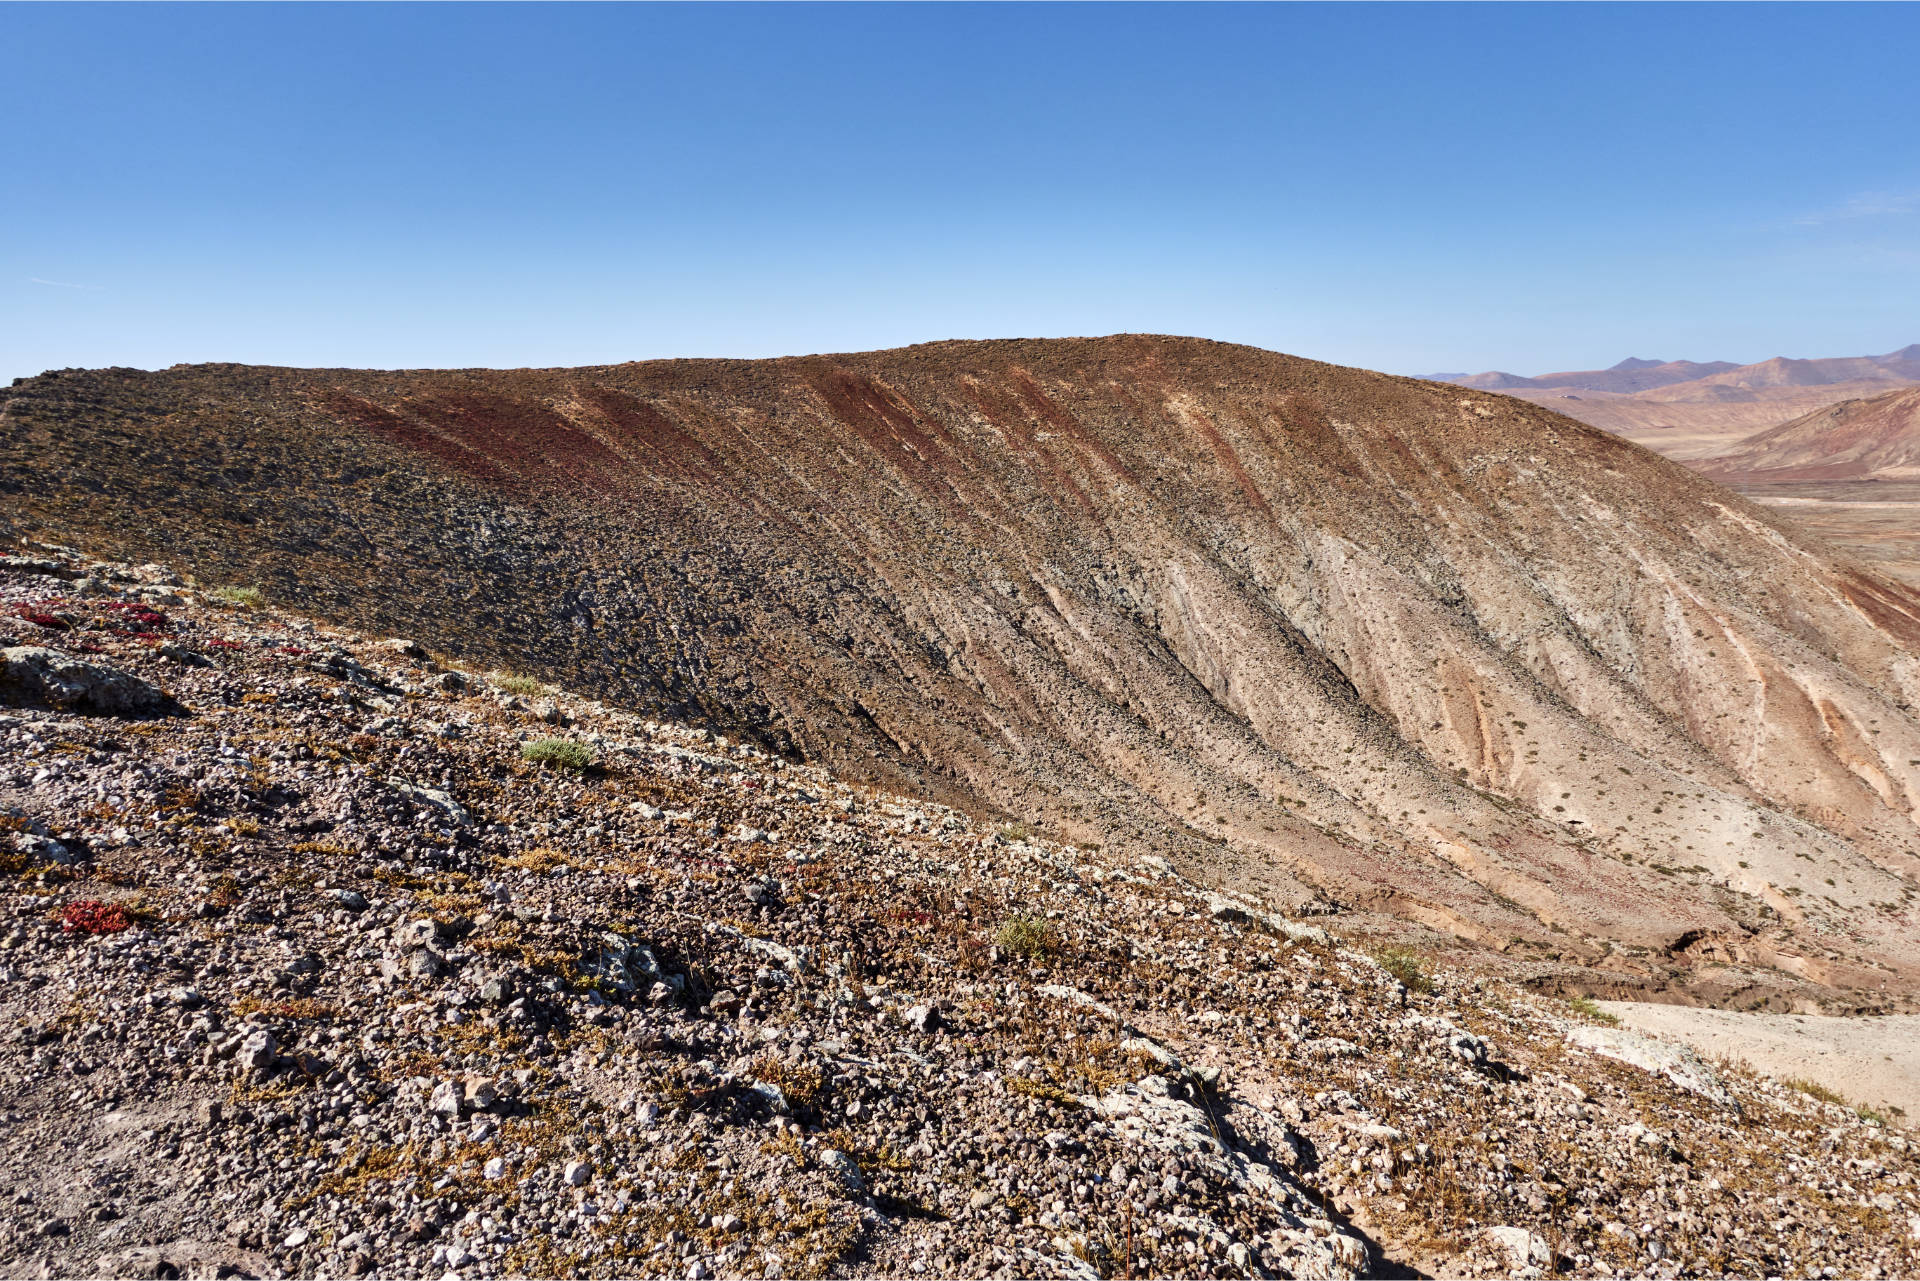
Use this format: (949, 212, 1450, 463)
(0, 646, 166, 715)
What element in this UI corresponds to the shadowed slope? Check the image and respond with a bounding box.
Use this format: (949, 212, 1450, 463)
(7, 336, 1920, 1004)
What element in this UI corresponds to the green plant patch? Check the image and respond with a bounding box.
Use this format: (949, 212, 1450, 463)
(521, 738, 591, 771)
(1373, 946, 1434, 995)
(995, 912, 1053, 958)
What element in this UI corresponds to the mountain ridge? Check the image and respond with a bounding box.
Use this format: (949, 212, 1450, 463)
(1418, 344, 1920, 399)
(8, 334, 1920, 1008)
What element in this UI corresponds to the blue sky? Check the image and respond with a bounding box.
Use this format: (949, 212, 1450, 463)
(5, 2, 1917, 383)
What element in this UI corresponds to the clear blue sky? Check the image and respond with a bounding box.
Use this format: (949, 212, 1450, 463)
(5, 2, 1917, 383)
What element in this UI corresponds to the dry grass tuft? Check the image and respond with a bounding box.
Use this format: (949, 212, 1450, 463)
(1374, 945, 1435, 994)
(1567, 995, 1620, 1025)
(1786, 1077, 1847, 1106)
(207, 584, 264, 608)
(521, 738, 591, 771)
(995, 912, 1054, 958)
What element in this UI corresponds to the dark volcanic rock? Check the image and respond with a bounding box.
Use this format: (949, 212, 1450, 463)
(0, 646, 165, 715)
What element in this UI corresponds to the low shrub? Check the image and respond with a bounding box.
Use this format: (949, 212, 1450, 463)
(208, 585, 264, 608)
(1785, 1077, 1846, 1106)
(11, 601, 73, 630)
(522, 738, 591, 771)
(492, 672, 547, 697)
(1567, 995, 1620, 1025)
(100, 601, 170, 634)
(995, 913, 1053, 958)
(1374, 946, 1435, 995)
(60, 900, 132, 935)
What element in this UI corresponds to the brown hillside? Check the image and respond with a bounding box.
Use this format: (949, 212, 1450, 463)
(1694, 385, 1920, 483)
(7, 335, 1920, 1006)
(1501, 385, 1897, 460)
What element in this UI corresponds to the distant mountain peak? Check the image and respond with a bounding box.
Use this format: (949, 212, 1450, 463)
(1433, 344, 1917, 398)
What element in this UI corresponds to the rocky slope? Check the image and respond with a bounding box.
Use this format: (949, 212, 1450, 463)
(3, 546, 1919, 1280)
(1693, 386, 1920, 483)
(7, 337, 1920, 1012)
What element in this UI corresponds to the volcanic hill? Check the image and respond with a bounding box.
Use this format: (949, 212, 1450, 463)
(8, 335, 1920, 1008)
(1694, 385, 1920, 484)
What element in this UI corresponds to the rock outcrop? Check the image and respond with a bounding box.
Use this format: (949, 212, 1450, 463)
(0, 646, 166, 716)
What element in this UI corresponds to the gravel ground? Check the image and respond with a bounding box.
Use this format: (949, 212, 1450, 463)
(2, 543, 1919, 1280)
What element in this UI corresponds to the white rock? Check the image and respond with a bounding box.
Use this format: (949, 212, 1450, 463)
(429, 1078, 463, 1117)
(1483, 1225, 1551, 1273)
(1567, 1025, 1732, 1106)
(238, 1029, 278, 1072)
(385, 778, 472, 827)
(816, 1148, 865, 1196)
(1119, 1035, 1180, 1069)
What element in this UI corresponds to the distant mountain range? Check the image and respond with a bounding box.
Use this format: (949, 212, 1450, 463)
(1417, 345, 1920, 461)
(1418, 345, 1920, 399)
